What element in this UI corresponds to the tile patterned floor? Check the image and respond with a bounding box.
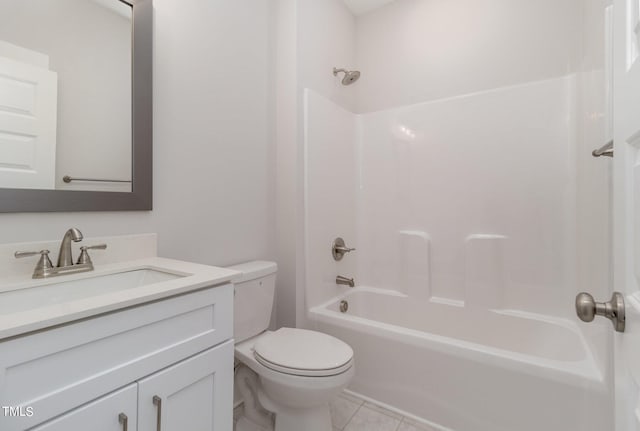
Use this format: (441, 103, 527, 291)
(234, 391, 440, 431)
(330, 392, 439, 431)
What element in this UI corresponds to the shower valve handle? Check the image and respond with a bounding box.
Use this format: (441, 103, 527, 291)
(332, 237, 356, 261)
(575, 291, 625, 332)
(334, 246, 355, 253)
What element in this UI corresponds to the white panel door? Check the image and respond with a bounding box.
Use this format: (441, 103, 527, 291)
(138, 341, 234, 431)
(0, 55, 57, 189)
(613, 0, 640, 430)
(30, 384, 137, 431)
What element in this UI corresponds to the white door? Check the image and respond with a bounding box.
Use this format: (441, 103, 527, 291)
(29, 384, 137, 431)
(0, 55, 57, 189)
(613, 0, 640, 429)
(137, 342, 234, 431)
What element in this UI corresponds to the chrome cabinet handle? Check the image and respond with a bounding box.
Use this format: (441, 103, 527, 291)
(153, 395, 162, 431)
(575, 291, 625, 332)
(118, 413, 128, 431)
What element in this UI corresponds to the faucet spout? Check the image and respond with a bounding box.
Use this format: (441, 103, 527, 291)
(57, 228, 83, 267)
(336, 275, 355, 288)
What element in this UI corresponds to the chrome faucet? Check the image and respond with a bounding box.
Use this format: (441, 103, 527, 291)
(336, 275, 355, 287)
(57, 227, 83, 268)
(15, 228, 107, 279)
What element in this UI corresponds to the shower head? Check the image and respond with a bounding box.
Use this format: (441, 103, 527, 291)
(333, 67, 360, 85)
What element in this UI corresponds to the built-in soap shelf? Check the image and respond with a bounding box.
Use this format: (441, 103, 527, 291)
(398, 230, 431, 300)
(397, 230, 507, 310)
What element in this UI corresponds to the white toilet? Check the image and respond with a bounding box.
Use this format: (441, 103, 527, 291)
(230, 261, 354, 431)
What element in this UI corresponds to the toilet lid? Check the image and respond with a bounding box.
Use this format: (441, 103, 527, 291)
(253, 328, 354, 377)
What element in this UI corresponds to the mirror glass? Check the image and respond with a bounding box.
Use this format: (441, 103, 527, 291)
(0, 0, 132, 193)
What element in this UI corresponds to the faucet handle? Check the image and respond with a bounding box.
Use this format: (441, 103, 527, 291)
(15, 250, 54, 277)
(15, 250, 47, 258)
(77, 244, 107, 265)
(81, 244, 107, 251)
(332, 237, 356, 261)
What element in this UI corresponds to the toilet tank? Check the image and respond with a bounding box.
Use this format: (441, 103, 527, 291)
(228, 260, 278, 343)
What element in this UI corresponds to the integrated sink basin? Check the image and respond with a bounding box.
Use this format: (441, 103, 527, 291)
(0, 268, 186, 315)
(0, 255, 240, 341)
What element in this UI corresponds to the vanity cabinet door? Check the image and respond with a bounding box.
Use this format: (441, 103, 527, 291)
(137, 341, 233, 431)
(30, 384, 137, 431)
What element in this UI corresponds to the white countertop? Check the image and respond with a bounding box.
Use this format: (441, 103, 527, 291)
(0, 257, 241, 340)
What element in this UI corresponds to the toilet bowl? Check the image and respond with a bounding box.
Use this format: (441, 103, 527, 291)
(229, 261, 354, 431)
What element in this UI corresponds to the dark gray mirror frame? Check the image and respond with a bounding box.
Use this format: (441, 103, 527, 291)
(0, 0, 152, 213)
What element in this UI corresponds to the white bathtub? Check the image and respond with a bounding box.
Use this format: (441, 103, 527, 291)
(309, 287, 611, 431)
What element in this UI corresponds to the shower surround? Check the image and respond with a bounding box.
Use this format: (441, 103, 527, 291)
(305, 76, 579, 318)
(290, 0, 613, 429)
(302, 74, 610, 430)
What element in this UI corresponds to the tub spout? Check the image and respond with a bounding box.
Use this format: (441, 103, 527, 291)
(336, 275, 355, 287)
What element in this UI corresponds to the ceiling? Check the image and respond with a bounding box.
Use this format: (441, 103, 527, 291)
(342, 0, 397, 16)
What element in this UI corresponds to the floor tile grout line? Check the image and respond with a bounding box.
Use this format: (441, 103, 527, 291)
(338, 391, 442, 431)
(339, 393, 365, 408)
(363, 401, 404, 422)
(342, 402, 364, 430)
(342, 400, 407, 431)
(334, 394, 361, 430)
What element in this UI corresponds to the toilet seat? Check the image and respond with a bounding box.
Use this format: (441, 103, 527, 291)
(253, 328, 354, 377)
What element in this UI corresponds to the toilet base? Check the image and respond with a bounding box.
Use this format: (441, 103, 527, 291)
(235, 416, 271, 431)
(236, 403, 332, 431)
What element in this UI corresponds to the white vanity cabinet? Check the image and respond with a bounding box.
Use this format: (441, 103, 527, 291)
(0, 283, 234, 431)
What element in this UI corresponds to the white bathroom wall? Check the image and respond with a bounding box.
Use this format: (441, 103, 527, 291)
(274, 0, 299, 328)
(356, 77, 577, 317)
(343, 0, 397, 16)
(297, 0, 357, 112)
(0, 0, 275, 270)
(0, 0, 132, 192)
(304, 89, 358, 309)
(355, 0, 582, 113)
(287, 0, 358, 326)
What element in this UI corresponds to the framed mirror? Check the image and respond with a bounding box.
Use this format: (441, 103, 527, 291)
(0, 0, 152, 212)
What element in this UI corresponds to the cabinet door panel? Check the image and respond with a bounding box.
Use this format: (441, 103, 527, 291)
(0, 285, 233, 430)
(29, 384, 137, 431)
(138, 341, 233, 431)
